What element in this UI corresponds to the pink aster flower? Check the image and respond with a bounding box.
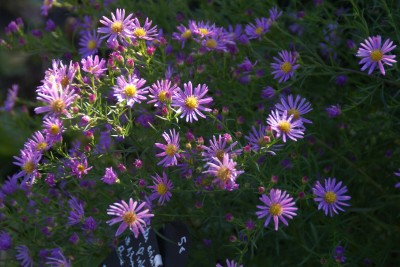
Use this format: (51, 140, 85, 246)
(245, 17, 270, 40)
(275, 94, 312, 124)
(356, 35, 396, 75)
(113, 74, 148, 107)
(270, 50, 300, 83)
(148, 172, 173, 205)
(256, 188, 298, 231)
(203, 153, 244, 191)
(155, 129, 180, 167)
(171, 81, 213, 123)
(35, 82, 77, 117)
(78, 30, 102, 57)
(147, 79, 178, 107)
(267, 109, 304, 142)
(107, 198, 154, 237)
(81, 55, 107, 78)
(98, 8, 134, 44)
(201, 135, 241, 162)
(313, 178, 351, 217)
(131, 17, 158, 41)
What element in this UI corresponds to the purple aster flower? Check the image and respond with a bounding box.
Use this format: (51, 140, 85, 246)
(0, 231, 12, 250)
(1, 84, 18, 112)
(13, 147, 42, 185)
(1, 174, 19, 196)
(131, 17, 158, 41)
(45, 19, 56, 32)
(43, 116, 63, 142)
(98, 8, 134, 44)
(356, 35, 396, 75)
(200, 27, 233, 52)
(41, 0, 53, 16)
(102, 167, 119, 184)
(172, 24, 192, 48)
(261, 86, 275, 99)
(69, 156, 92, 179)
(275, 94, 312, 124)
(83, 216, 97, 232)
(326, 104, 341, 118)
(25, 131, 52, 152)
(35, 82, 77, 117)
(395, 170, 400, 188)
(107, 198, 154, 237)
(313, 178, 351, 217)
(268, 6, 283, 23)
(148, 172, 173, 205)
(155, 129, 180, 167)
(69, 232, 79, 245)
(147, 79, 177, 107)
(45, 250, 71, 267)
(267, 109, 305, 142)
(245, 124, 277, 153)
(190, 20, 216, 39)
(201, 135, 241, 162)
(113, 74, 148, 107)
(335, 74, 348, 86)
(216, 259, 243, 267)
(271, 50, 300, 83)
(67, 196, 85, 226)
(79, 30, 102, 57)
(81, 55, 107, 78)
(171, 81, 213, 123)
(41, 60, 77, 89)
(245, 17, 270, 40)
(15, 245, 33, 267)
(203, 153, 243, 191)
(256, 188, 298, 231)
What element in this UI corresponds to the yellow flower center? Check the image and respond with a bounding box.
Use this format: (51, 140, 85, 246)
(215, 149, 225, 161)
(51, 99, 66, 113)
(50, 125, 60, 135)
(324, 191, 337, 204)
(133, 27, 146, 37)
(124, 85, 137, 97)
(156, 183, 168, 195)
(61, 76, 69, 88)
(280, 62, 292, 74)
(87, 40, 97, 50)
(199, 28, 208, 35)
(269, 203, 283, 216)
(158, 91, 167, 102)
(181, 29, 192, 39)
(255, 27, 263, 35)
(23, 161, 35, 174)
(370, 49, 383, 62)
(205, 39, 217, 49)
(288, 108, 300, 120)
(122, 211, 137, 224)
(217, 167, 231, 181)
(278, 121, 291, 133)
(185, 96, 198, 109)
(36, 142, 47, 151)
(77, 164, 86, 172)
(165, 144, 177, 156)
(111, 21, 123, 34)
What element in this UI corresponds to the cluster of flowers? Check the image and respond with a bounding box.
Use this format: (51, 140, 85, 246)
(2, 3, 398, 266)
